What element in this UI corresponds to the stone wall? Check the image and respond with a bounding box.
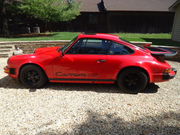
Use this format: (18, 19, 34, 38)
(15, 41, 69, 54)
(0, 41, 69, 55)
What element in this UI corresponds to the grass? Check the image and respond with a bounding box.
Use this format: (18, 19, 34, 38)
(0, 32, 80, 41)
(0, 32, 180, 47)
(117, 33, 180, 47)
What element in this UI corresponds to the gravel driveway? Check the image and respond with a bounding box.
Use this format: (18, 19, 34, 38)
(0, 58, 179, 135)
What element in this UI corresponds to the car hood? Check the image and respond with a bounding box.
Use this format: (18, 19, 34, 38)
(8, 46, 63, 64)
(34, 46, 62, 55)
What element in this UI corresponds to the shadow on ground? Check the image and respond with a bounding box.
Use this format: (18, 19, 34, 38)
(36, 111, 180, 135)
(166, 59, 180, 63)
(0, 76, 159, 94)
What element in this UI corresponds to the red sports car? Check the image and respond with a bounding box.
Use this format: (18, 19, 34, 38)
(4, 33, 177, 93)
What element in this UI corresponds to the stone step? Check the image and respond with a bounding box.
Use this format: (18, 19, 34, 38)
(0, 49, 12, 52)
(0, 52, 11, 54)
(0, 53, 9, 58)
(0, 45, 14, 49)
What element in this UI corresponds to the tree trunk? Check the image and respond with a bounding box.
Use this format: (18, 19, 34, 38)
(45, 21, 49, 32)
(1, 0, 10, 37)
(2, 17, 9, 37)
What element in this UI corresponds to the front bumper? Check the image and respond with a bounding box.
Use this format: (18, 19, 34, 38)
(4, 66, 10, 74)
(4, 66, 16, 75)
(163, 68, 177, 80)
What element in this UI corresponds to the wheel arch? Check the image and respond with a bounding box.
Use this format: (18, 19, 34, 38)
(18, 63, 48, 80)
(116, 66, 151, 83)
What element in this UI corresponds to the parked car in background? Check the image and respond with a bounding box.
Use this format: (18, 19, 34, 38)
(4, 33, 177, 93)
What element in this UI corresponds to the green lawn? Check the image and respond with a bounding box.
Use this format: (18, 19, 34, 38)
(117, 33, 180, 47)
(0, 32, 179, 46)
(0, 32, 80, 41)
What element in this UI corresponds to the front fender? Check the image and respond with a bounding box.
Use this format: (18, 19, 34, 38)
(8, 54, 54, 79)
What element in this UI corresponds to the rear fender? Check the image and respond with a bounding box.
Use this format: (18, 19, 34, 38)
(117, 64, 153, 83)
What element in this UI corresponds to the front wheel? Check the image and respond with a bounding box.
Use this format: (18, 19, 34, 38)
(19, 65, 48, 88)
(117, 69, 148, 93)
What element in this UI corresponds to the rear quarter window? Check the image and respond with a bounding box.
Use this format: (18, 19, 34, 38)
(108, 42, 134, 55)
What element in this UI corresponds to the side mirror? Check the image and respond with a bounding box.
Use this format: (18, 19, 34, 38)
(59, 51, 64, 57)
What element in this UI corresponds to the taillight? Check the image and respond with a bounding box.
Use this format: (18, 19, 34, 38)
(164, 68, 172, 73)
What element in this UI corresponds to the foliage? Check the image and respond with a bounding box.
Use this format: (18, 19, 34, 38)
(0, 0, 20, 36)
(18, 0, 80, 22)
(0, 0, 19, 14)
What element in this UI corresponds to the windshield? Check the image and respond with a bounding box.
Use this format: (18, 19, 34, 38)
(60, 36, 78, 53)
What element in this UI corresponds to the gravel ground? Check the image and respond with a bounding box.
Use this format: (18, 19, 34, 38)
(0, 58, 179, 135)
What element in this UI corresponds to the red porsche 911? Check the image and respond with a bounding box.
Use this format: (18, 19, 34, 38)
(4, 33, 177, 93)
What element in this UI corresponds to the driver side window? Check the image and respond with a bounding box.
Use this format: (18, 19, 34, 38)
(67, 38, 111, 55)
(67, 39, 85, 54)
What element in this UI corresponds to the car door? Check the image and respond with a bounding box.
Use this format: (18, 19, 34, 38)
(52, 38, 113, 82)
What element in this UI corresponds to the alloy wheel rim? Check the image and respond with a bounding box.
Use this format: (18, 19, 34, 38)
(23, 70, 40, 85)
(123, 73, 141, 90)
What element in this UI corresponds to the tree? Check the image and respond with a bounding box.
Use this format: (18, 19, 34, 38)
(18, 0, 80, 31)
(0, 0, 80, 36)
(0, 0, 18, 36)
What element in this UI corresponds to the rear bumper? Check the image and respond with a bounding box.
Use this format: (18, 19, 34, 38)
(163, 68, 177, 80)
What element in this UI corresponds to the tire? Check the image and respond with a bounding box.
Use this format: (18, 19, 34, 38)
(19, 65, 48, 88)
(117, 68, 148, 93)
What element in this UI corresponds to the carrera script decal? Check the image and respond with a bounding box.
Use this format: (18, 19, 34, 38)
(56, 72, 98, 77)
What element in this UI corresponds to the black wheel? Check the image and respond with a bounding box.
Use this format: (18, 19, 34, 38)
(117, 68, 148, 93)
(19, 65, 48, 88)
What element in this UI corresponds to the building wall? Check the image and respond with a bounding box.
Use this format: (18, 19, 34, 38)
(106, 12, 174, 33)
(172, 4, 180, 42)
(60, 11, 174, 33)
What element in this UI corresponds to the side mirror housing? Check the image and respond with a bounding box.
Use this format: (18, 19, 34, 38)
(59, 50, 64, 57)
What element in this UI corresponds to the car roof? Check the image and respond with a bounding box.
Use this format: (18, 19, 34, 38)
(78, 33, 120, 41)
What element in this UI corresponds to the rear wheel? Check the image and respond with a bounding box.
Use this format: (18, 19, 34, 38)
(19, 65, 48, 88)
(117, 68, 148, 93)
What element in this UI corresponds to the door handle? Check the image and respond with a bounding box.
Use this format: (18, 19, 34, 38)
(97, 59, 107, 63)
